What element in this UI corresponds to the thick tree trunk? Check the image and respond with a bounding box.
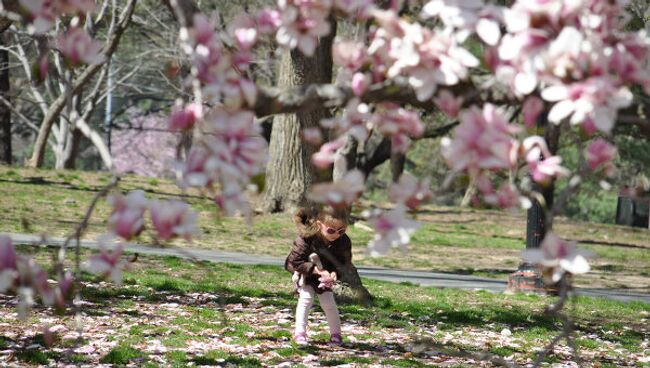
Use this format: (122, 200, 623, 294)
(0, 33, 10, 165)
(262, 21, 336, 213)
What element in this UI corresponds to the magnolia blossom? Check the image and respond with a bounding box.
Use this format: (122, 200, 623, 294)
(19, 0, 95, 32)
(320, 98, 370, 141)
(523, 232, 591, 283)
(275, 0, 332, 56)
(332, 41, 367, 71)
(55, 27, 103, 67)
(214, 185, 252, 218)
(433, 90, 463, 118)
(312, 140, 345, 169)
(585, 138, 617, 177)
(307, 169, 365, 208)
(522, 96, 543, 129)
(368, 10, 479, 101)
(51, 271, 74, 312)
(441, 104, 519, 177)
(228, 14, 258, 51)
(366, 205, 421, 256)
(256, 9, 282, 34)
(389, 173, 433, 210)
(85, 236, 129, 284)
(168, 103, 202, 131)
(150, 200, 198, 241)
(203, 108, 267, 180)
(0, 235, 18, 292)
(476, 176, 531, 210)
(175, 147, 220, 189)
(318, 271, 337, 289)
(421, 0, 502, 45)
(371, 103, 424, 153)
(542, 79, 633, 133)
(107, 190, 148, 240)
(525, 147, 569, 185)
(351, 72, 370, 96)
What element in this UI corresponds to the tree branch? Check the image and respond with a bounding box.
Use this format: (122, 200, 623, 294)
(26, 0, 137, 168)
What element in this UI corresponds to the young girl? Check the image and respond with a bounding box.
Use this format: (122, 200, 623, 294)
(284, 206, 352, 346)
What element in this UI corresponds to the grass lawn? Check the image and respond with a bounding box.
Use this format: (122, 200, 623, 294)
(1, 166, 649, 291)
(0, 246, 648, 367)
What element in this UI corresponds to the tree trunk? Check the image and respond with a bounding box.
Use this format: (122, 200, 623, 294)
(0, 33, 10, 165)
(390, 151, 405, 182)
(262, 21, 336, 213)
(62, 128, 82, 169)
(334, 262, 373, 305)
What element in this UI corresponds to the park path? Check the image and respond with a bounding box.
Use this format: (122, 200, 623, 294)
(7, 232, 650, 304)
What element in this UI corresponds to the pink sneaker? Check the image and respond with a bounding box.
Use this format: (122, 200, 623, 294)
(293, 332, 308, 346)
(329, 333, 342, 346)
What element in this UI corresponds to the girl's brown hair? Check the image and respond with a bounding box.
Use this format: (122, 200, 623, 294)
(294, 206, 348, 238)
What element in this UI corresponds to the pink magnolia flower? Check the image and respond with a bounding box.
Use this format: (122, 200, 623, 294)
(214, 186, 252, 218)
(332, 41, 367, 71)
(257, 9, 282, 34)
(523, 232, 591, 283)
(389, 173, 432, 210)
(189, 13, 219, 46)
(17, 258, 51, 304)
(19, 0, 94, 33)
(307, 169, 365, 208)
(168, 103, 202, 131)
(107, 190, 148, 240)
(55, 27, 103, 67)
(365, 205, 421, 256)
(318, 271, 337, 289)
(481, 180, 531, 210)
(585, 138, 617, 177)
(150, 200, 198, 241)
(203, 108, 267, 179)
(320, 98, 370, 141)
(19, 0, 57, 32)
(0, 235, 18, 292)
(312, 140, 345, 169)
(525, 147, 569, 185)
(276, 0, 332, 56)
(371, 103, 424, 153)
(441, 104, 519, 177)
(51, 271, 74, 312)
(433, 90, 463, 118)
(175, 147, 219, 189)
(522, 96, 544, 129)
(351, 72, 370, 96)
(85, 236, 129, 284)
(228, 14, 258, 51)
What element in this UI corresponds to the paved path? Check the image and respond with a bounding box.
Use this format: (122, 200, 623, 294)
(7, 233, 650, 304)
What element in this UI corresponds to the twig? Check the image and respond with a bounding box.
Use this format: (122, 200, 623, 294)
(532, 275, 582, 367)
(53, 176, 119, 341)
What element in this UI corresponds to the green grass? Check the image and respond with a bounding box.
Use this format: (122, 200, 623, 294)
(1, 166, 649, 290)
(2, 246, 648, 367)
(100, 344, 145, 364)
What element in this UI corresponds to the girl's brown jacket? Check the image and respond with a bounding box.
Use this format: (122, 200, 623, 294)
(284, 234, 352, 293)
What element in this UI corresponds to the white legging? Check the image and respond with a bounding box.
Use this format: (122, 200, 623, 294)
(294, 285, 341, 336)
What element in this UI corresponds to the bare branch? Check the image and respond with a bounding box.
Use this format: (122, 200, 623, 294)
(27, 0, 137, 168)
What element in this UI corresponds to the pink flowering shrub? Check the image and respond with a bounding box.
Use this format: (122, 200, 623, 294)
(111, 111, 178, 178)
